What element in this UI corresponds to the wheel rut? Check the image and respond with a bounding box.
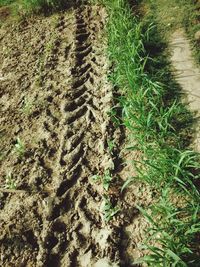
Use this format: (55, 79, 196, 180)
(40, 5, 121, 266)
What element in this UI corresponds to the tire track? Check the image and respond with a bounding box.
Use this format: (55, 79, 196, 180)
(38, 4, 121, 267)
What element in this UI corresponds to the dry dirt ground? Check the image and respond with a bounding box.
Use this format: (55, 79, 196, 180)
(0, 2, 155, 267)
(170, 29, 200, 152)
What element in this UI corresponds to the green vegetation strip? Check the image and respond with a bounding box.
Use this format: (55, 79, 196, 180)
(103, 0, 200, 266)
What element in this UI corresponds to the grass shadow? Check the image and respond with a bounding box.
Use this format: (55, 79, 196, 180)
(140, 12, 196, 149)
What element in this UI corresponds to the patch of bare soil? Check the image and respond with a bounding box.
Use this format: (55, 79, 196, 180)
(118, 145, 157, 266)
(0, 3, 124, 266)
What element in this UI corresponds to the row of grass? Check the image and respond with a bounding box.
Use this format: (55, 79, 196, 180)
(102, 0, 200, 266)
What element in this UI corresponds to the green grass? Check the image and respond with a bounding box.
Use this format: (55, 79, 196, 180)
(14, 137, 25, 158)
(101, 196, 120, 222)
(91, 169, 113, 191)
(5, 171, 16, 189)
(102, 0, 200, 265)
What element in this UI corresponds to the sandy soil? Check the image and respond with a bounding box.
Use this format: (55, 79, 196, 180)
(170, 29, 200, 152)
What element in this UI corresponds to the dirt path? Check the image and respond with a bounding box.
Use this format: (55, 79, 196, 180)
(0, 3, 125, 266)
(170, 29, 200, 152)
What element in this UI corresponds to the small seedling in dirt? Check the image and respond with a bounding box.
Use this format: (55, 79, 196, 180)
(14, 138, 25, 158)
(91, 170, 112, 191)
(101, 196, 120, 222)
(90, 174, 101, 182)
(21, 97, 33, 115)
(107, 108, 120, 127)
(102, 169, 112, 191)
(45, 40, 54, 54)
(121, 176, 135, 192)
(107, 139, 116, 155)
(5, 172, 16, 190)
(51, 14, 59, 27)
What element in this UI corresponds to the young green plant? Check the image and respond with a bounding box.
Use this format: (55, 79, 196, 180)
(14, 137, 25, 158)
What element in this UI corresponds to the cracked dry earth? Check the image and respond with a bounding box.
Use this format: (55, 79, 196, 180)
(0, 2, 154, 267)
